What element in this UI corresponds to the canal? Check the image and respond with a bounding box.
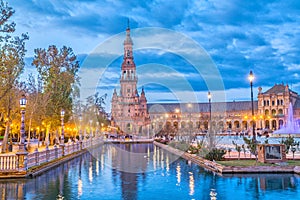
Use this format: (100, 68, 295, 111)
(0, 143, 299, 200)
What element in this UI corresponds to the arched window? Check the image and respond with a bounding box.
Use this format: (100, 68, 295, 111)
(127, 123, 132, 132)
(265, 109, 269, 116)
(271, 109, 276, 116)
(196, 121, 201, 129)
(189, 121, 193, 129)
(166, 121, 171, 129)
(234, 121, 240, 129)
(173, 121, 178, 129)
(181, 121, 186, 129)
(265, 120, 270, 129)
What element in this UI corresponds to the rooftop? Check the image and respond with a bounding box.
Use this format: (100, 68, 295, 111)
(147, 101, 258, 113)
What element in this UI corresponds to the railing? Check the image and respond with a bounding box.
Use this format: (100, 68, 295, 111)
(0, 154, 18, 171)
(0, 137, 104, 174)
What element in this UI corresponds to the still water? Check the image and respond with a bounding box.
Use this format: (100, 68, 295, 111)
(0, 143, 299, 200)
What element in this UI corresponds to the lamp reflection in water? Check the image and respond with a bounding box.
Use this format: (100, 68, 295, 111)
(160, 149, 164, 169)
(189, 171, 195, 196)
(176, 164, 181, 186)
(153, 146, 157, 170)
(78, 157, 83, 197)
(210, 188, 217, 200)
(96, 160, 99, 176)
(166, 155, 170, 172)
(210, 172, 217, 200)
(101, 154, 104, 170)
(57, 165, 65, 199)
(89, 157, 93, 183)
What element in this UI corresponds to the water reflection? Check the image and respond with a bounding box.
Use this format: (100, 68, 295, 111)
(188, 171, 194, 195)
(176, 164, 181, 185)
(0, 144, 299, 200)
(259, 176, 296, 190)
(222, 173, 298, 191)
(210, 188, 217, 200)
(57, 163, 65, 199)
(78, 157, 83, 197)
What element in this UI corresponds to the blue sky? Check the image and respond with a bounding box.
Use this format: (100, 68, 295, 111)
(9, 0, 300, 109)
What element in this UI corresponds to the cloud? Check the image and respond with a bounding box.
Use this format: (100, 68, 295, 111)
(285, 64, 300, 71)
(8, 0, 300, 106)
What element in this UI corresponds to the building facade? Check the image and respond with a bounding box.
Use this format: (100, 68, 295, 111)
(148, 84, 300, 136)
(111, 25, 150, 135)
(257, 83, 300, 130)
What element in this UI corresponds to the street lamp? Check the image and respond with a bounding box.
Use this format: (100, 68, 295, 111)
(79, 114, 82, 142)
(208, 91, 212, 130)
(19, 94, 27, 152)
(96, 121, 99, 137)
(207, 91, 213, 149)
(89, 120, 92, 145)
(248, 70, 256, 142)
(187, 103, 192, 142)
(60, 109, 65, 156)
(60, 109, 65, 144)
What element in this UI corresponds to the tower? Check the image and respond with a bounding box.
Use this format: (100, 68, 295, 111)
(111, 23, 150, 135)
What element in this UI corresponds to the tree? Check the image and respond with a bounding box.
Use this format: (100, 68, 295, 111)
(243, 137, 258, 164)
(0, 0, 28, 153)
(32, 45, 80, 144)
(232, 141, 242, 160)
(82, 93, 109, 136)
(280, 135, 298, 153)
(24, 73, 46, 147)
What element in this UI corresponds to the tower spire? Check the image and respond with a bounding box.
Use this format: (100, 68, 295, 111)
(124, 20, 133, 45)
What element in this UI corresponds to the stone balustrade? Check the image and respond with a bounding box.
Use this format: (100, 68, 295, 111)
(0, 154, 18, 171)
(0, 137, 103, 177)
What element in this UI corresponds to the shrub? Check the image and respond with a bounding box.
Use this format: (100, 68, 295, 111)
(204, 148, 226, 161)
(187, 145, 199, 154)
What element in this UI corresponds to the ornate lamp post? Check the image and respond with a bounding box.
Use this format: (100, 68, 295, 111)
(96, 121, 99, 137)
(79, 114, 82, 142)
(208, 91, 212, 130)
(16, 94, 28, 171)
(207, 91, 213, 149)
(60, 109, 65, 156)
(248, 70, 256, 142)
(19, 94, 27, 152)
(89, 120, 92, 146)
(187, 103, 192, 142)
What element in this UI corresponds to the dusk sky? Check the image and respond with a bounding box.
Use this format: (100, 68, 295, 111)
(9, 0, 300, 110)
